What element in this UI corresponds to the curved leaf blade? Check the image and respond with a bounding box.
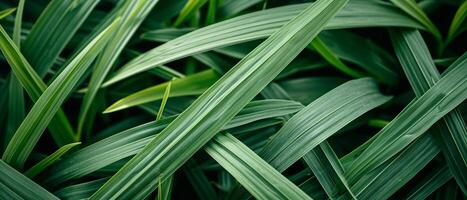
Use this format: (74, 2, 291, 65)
(90, 1, 348, 198)
(2, 19, 120, 169)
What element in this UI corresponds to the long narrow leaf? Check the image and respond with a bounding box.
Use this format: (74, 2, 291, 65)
(104, 70, 219, 113)
(103, 0, 423, 86)
(347, 53, 467, 182)
(446, 0, 467, 44)
(390, 29, 467, 194)
(2, 19, 120, 169)
(206, 133, 312, 200)
(0, 25, 76, 146)
(0, 8, 16, 20)
(22, 0, 101, 76)
(90, 1, 347, 198)
(0, 160, 59, 200)
(24, 142, 81, 178)
(78, 0, 159, 139)
(44, 99, 303, 185)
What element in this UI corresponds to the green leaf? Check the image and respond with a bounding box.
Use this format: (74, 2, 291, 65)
(260, 78, 391, 172)
(205, 132, 312, 200)
(390, 29, 467, 194)
(157, 176, 173, 200)
(0, 25, 76, 146)
(22, 0, 101, 77)
(310, 36, 366, 79)
(219, 0, 262, 17)
(0, 8, 16, 20)
(77, 0, 160, 139)
(54, 178, 109, 200)
(226, 78, 390, 199)
(104, 70, 219, 113)
(1, 19, 120, 169)
(44, 99, 303, 185)
(5, 0, 26, 153)
(404, 164, 451, 200)
(156, 79, 172, 120)
(103, 0, 424, 86)
(390, 0, 441, 41)
(349, 133, 441, 199)
(24, 142, 81, 178)
(346, 53, 467, 183)
(446, 0, 467, 44)
(318, 30, 399, 85)
(175, 0, 209, 26)
(303, 141, 355, 199)
(90, 1, 347, 198)
(0, 160, 59, 200)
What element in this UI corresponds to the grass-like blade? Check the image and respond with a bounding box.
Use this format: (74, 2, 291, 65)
(304, 141, 355, 199)
(206, 132, 312, 200)
(227, 78, 390, 199)
(90, 1, 347, 198)
(447, 0, 467, 45)
(346, 53, 467, 182)
(0, 160, 59, 200)
(310, 36, 366, 79)
(24, 142, 81, 178)
(54, 178, 109, 200)
(104, 70, 219, 113)
(2, 19, 120, 169)
(78, 0, 160, 139)
(22, 0, 100, 77)
(318, 30, 399, 85)
(44, 99, 303, 185)
(390, 29, 467, 194)
(219, 0, 262, 18)
(0, 25, 76, 146)
(175, 0, 208, 26)
(348, 133, 440, 199)
(0, 8, 16, 20)
(260, 78, 390, 171)
(390, 0, 441, 41)
(156, 79, 172, 120)
(404, 164, 451, 200)
(5, 0, 26, 153)
(103, 0, 423, 86)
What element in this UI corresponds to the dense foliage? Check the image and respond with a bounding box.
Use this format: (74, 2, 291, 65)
(0, 0, 466, 199)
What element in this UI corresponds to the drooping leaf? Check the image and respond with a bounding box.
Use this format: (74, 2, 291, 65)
(260, 78, 390, 172)
(103, 0, 424, 86)
(390, 0, 441, 41)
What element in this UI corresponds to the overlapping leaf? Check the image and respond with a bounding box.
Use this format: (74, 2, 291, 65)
(2, 19, 120, 169)
(103, 0, 423, 86)
(90, 1, 347, 198)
